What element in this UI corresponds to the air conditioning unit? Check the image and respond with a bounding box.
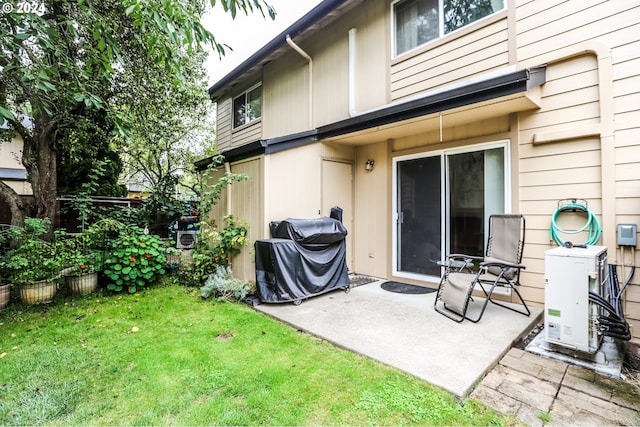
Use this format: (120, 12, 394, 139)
(176, 230, 197, 249)
(544, 245, 608, 353)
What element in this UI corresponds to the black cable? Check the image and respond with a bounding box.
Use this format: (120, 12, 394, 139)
(587, 262, 634, 342)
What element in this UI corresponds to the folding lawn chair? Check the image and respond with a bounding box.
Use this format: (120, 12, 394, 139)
(434, 214, 530, 322)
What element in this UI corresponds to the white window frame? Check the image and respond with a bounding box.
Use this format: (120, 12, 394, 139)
(233, 82, 262, 129)
(391, 0, 506, 58)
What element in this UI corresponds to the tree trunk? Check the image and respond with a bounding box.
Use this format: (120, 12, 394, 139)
(0, 181, 28, 227)
(31, 113, 58, 240)
(8, 111, 59, 239)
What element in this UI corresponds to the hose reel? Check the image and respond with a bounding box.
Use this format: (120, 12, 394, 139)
(550, 198, 602, 247)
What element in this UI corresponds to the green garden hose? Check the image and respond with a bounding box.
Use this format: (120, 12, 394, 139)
(550, 201, 602, 246)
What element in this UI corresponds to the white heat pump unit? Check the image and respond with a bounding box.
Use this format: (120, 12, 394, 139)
(176, 230, 197, 249)
(544, 245, 608, 353)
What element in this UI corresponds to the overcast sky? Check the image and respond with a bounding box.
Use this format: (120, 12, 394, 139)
(202, 0, 323, 86)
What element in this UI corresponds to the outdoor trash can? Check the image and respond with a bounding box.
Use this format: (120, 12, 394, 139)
(255, 217, 349, 304)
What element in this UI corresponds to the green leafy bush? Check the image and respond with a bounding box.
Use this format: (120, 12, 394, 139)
(103, 225, 168, 293)
(190, 215, 248, 285)
(200, 265, 251, 302)
(1, 218, 63, 285)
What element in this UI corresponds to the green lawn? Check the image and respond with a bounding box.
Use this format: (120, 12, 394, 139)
(0, 282, 513, 426)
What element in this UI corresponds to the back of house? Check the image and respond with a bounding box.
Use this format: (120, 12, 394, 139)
(204, 0, 640, 350)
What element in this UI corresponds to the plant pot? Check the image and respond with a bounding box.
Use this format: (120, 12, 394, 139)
(0, 284, 10, 310)
(19, 279, 58, 305)
(65, 272, 99, 295)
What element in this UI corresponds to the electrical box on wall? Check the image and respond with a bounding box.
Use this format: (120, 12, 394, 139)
(617, 223, 637, 247)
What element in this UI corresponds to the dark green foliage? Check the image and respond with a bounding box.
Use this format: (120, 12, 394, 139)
(444, 0, 497, 33)
(101, 223, 168, 293)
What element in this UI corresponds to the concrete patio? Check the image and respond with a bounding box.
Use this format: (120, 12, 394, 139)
(254, 279, 542, 398)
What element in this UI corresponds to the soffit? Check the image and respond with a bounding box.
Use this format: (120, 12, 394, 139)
(322, 89, 542, 146)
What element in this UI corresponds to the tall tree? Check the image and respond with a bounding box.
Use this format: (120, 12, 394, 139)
(112, 50, 214, 197)
(0, 0, 274, 232)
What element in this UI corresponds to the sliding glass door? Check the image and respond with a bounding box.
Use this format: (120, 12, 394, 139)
(396, 156, 442, 276)
(393, 142, 509, 281)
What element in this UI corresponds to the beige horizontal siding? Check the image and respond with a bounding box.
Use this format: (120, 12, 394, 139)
(231, 121, 262, 147)
(215, 98, 232, 151)
(517, 1, 636, 63)
(391, 18, 509, 100)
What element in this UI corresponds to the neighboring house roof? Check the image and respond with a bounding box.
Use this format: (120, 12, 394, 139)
(208, 0, 350, 100)
(0, 168, 27, 180)
(0, 115, 33, 129)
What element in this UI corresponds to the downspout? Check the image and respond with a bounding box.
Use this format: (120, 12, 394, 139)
(225, 162, 232, 216)
(349, 28, 357, 117)
(526, 41, 616, 259)
(286, 35, 313, 128)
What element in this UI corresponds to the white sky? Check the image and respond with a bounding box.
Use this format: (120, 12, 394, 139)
(202, 0, 323, 86)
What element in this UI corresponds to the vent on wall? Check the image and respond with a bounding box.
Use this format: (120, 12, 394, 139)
(176, 230, 197, 249)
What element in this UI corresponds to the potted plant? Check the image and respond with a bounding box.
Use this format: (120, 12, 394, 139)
(61, 249, 101, 295)
(57, 222, 109, 295)
(3, 218, 62, 304)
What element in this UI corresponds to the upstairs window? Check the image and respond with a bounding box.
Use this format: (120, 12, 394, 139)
(393, 0, 505, 56)
(233, 83, 262, 128)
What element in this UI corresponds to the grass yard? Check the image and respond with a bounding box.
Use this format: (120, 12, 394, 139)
(0, 282, 513, 426)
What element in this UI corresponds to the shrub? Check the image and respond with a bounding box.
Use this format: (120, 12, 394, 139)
(200, 265, 251, 302)
(103, 225, 168, 293)
(190, 215, 248, 285)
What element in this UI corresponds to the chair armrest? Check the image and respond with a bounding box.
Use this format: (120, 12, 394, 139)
(448, 254, 483, 261)
(439, 254, 483, 272)
(480, 260, 526, 270)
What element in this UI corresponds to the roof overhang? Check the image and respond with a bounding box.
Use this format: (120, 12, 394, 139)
(0, 168, 27, 181)
(319, 65, 546, 143)
(202, 65, 546, 166)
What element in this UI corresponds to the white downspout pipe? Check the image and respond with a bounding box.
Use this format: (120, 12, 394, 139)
(348, 28, 357, 117)
(286, 35, 313, 128)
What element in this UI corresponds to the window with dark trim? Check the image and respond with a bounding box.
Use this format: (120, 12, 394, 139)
(393, 0, 505, 56)
(233, 83, 262, 128)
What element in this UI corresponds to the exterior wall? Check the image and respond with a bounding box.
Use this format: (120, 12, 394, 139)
(204, 157, 263, 283)
(0, 135, 23, 169)
(263, 53, 310, 137)
(513, 0, 640, 341)
(309, 0, 389, 122)
(214, 98, 233, 151)
(228, 157, 264, 281)
(353, 141, 389, 277)
(390, 10, 510, 101)
(266, 143, 355, 221)
(0, 134, 32, 195)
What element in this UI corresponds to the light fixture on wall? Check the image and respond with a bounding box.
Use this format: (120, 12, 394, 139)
(365, 159, 374, 171)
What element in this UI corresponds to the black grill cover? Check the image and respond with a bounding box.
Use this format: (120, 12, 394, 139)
(271, 217, 347, 245)
(255, 217, 349, 303)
